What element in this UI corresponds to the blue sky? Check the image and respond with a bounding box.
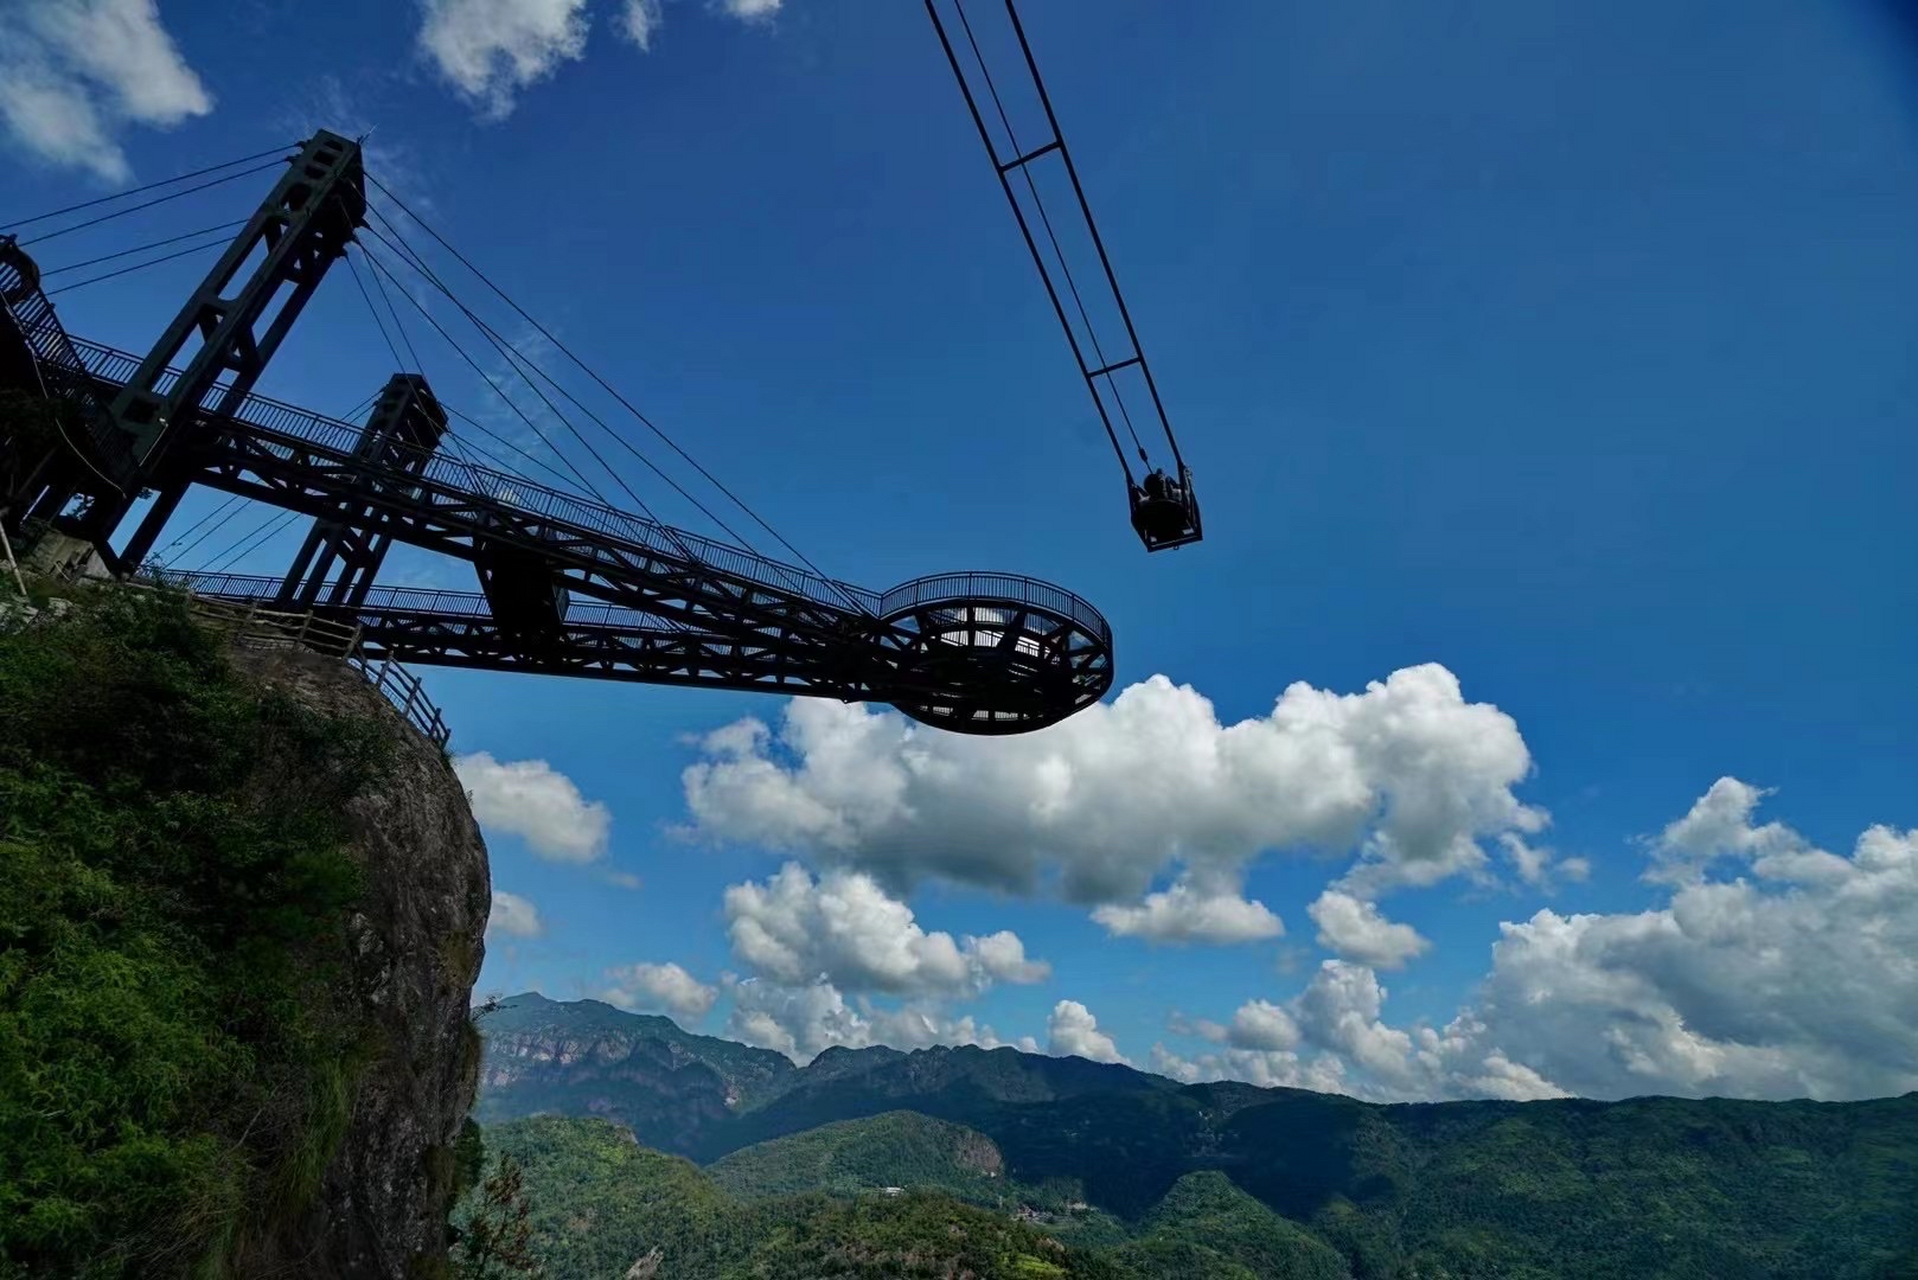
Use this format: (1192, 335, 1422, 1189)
(5, 0, 1915, 1101)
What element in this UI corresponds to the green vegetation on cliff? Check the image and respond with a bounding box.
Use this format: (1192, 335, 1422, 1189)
(0, 587, 391, 1277)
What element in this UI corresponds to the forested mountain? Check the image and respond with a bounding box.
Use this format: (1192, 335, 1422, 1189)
(474, 992, 795, 1154)
(474, 995, 1918, 1278)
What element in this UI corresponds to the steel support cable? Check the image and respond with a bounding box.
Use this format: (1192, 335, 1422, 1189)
(19, 159, 291, 246)
(350, 244, 610, 504)
(951, 0, 1149, 466)
(360, 214, 865, 616)
(168, 498, 253, 564)
(365, 244, 668, 544)
(41, 219, 249, 277)
(44, 238, 229, 297)
(927, 1, 1132, 482)
(1002, 0, 1186, 474)
(0, 144, 296, 232)
(360, 220, 763, 564)
(333, 390, 380, 424)
(362, 176, 870, 615)
(345, 251, 410, 376)
(357, 253, 705, 635)
(359, 230, 723, 577)
(362, 248, 717, 612)
(362, 243, 428, 375)
(205, 508, 301, 575)
(159, 493, 244, 558)
(439, 401, 603, 496)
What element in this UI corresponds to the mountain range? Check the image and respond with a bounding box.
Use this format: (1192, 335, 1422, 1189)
(471, 993, 1918, 1278)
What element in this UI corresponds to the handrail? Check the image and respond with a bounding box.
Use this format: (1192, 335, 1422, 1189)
(120, 575, 454, 749)
(66, 335, 881, 617)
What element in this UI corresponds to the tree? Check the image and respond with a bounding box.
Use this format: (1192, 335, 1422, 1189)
(454, 1157, 544, 1279)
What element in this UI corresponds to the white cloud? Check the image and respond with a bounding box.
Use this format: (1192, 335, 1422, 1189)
(1307, 890, 1430, 969)
(1047, 999, 1128, 1065)
(723, 975, 1036, 1064)
(487, 889, 544, 939)
(0, 0, 212, 182)
(715, 0, 781, 18)
(723, 862, 1049, 997)
(455, 751, 611, 862)
(682, 665, 1546, 906)
(1224, 998, 1301, 1051)
(620, 0, 663, 48)
(603, 869, 643, 890)
(1499, 833, 1591, 889)
(1092, 878, 1284, 945)
(1644, 775, 1795, 885)
(416, 0, 591, 119)
(603, 961, 718, 1022)
(1167, 781, 1918, 1104)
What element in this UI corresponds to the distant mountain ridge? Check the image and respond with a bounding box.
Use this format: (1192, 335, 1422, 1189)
(477, 994, 1918, 1277)
(475, 991, 795, 1154)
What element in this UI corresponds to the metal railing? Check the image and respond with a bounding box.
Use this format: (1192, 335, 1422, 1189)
(349, 654, 451, 748)
(181, 592, 363, 658)
(878, 571, 1112, 647)
(1, 243, 135, 480)
(120, 575, 454, 749)
(68, 335, 879, 616)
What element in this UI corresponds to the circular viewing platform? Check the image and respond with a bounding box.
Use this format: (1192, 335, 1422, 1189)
(874, 572, 1113, 736)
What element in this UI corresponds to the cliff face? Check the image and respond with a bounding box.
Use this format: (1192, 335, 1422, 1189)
(230, 646, 491, 1278)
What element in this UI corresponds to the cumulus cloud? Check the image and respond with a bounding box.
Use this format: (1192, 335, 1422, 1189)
(620, 0, 663, 48)
(603, 961, 718, 1022)
(1047, 1000, 1128, 1065)
(455, 751, 611, 862)
(1092, 879, 1284, 945)
(723, 862, 1049, 997)
(416, 0, 591, 118)
(682, 665, 1547, 908)
(0, 0, 212, 182)
(724, 975, 1036, 1063)
(415, 0, 788, 115)
(1307, 890, 1430, 969)
(1166, 780, 1918, 1103)
(486, 889, 543, 939)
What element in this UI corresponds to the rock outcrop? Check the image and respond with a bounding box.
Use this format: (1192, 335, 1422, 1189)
(230, 645, 490, 1278)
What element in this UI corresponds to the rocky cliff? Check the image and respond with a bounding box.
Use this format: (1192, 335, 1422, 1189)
(229, 645, 492, 1278)
(0, 583, 490, 1279)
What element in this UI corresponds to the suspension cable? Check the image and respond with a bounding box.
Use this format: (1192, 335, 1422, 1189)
(20, 159, 289, 247)
(364, 175, 865, 608)
(166, 496, 250, 563)
(0, 144, 295, 232)
(362, 219, 768, 560)
(351, 243, 610, 504)
(159, 493, 243, 557)
(41, 219, 247, 277)
(205, 509, 301, 575)
(345, 251, 410, 376)
(952, 0, 1148, 466)
(361, 242, 716, 577)
(362, 243, 427, 374)
(44, 238, 228, 297)
(440, 400, 612, 496)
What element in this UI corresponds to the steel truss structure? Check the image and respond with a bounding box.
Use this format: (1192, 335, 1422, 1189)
(0, 133, 1114, 734)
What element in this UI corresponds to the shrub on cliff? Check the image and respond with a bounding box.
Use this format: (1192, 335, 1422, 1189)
(0, 586, 390, 1277)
